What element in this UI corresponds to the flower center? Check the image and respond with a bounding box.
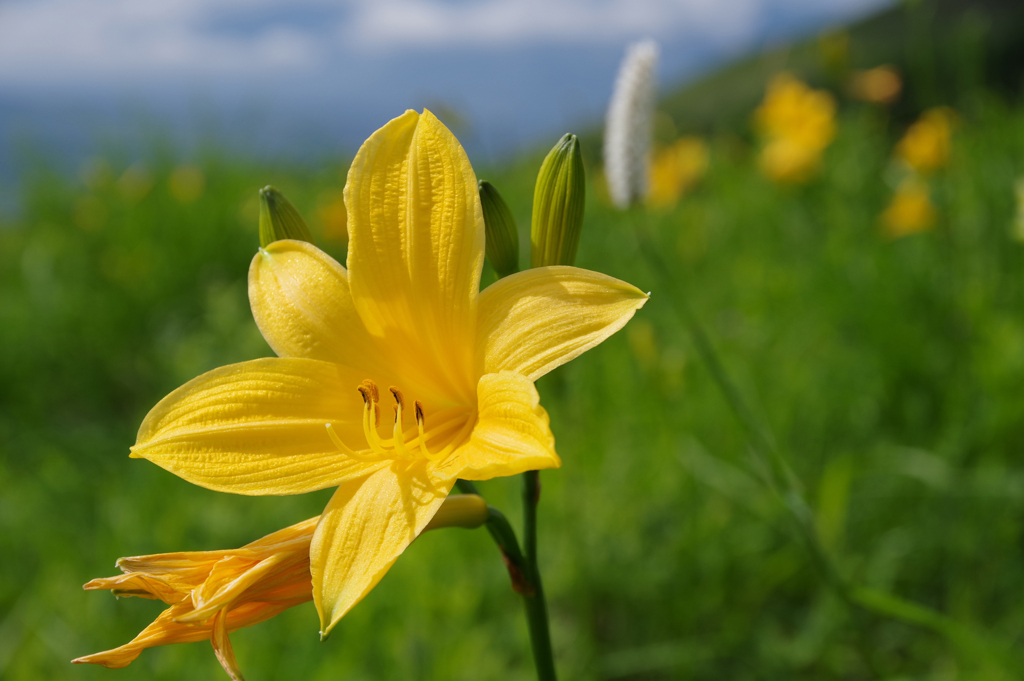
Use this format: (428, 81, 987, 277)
(325, 380, 473, 463)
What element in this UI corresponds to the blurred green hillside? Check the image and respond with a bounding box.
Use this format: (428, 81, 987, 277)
(657, 0, 1024, 135)
(5, 2, 1024, 680)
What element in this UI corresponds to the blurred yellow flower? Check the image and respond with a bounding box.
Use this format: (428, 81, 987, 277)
(316, 189, 348, 243)
(627, 318, 659, 372)
(129, 110, 648, 638)
(895, 107, 955, 174)
(1012, 178, 1024, 242)
(848, 65, 902, 105)
(759, 138, 825, 186)
(117, 162, 155, 204)
(74, 516, 318, 680)
(882, 178, 936, 238)
(169, 165, 206, 203)
(646, 136, 709, 208)
(754, 73, 836, 184)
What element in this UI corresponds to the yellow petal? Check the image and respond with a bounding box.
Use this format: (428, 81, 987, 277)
(211, 609, 245, 681)
(311, 464, 452, 636)
(477, 266, 649, 380)
(180, 554, 288, 623)
(116, 552, 226, 589)
(437, 371, 560, 481)
(83, 573, 186, 604)
(73, 599, 304, 669)
(132, 358, 386, 495)
(345, 109, 484, 403)
(243, 516, 320, 549)
(248, 240, 395, 381)
(72, 603, 198, 668)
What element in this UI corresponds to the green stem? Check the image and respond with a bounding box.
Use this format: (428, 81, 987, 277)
(521, 470, 556, 681)
(455, 477, 557, 680)
(455, 480, 528, 576)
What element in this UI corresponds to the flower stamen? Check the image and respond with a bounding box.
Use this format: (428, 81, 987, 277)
(359, 383, 390, 458)
(389, 387, 413, 460)
(325, 423, 379, 462)
(324, 380, 474, 464)
(415, 401, 441, 460)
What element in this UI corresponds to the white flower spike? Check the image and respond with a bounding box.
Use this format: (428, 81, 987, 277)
(604, 39, 659, 209)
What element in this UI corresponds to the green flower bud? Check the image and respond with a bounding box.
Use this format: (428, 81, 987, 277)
(424, 494, 490, 530)
(478, 180, 520, 278)
(258, 185, 315, 247)
(531, 133, 585, 268)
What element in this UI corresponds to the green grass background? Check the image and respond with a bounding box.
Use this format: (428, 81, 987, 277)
(6, 18, 1024, 681)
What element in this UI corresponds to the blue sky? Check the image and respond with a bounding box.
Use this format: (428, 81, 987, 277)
(0, 0, 893, 182)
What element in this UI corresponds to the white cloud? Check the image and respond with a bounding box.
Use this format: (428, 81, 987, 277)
(342, 0, 762, 50)
(0, 0, 324, 85)
(0, 0, 890, 86)
(338, 0, 891, 51)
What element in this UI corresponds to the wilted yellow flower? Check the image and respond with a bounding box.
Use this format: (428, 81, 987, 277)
(895, 107, 955, 174)
(73, 516, 317, 680)
(129, 110, 648, 638)
(848, 65, 902, 105)
(882, 178, 936, 238)
(74, 495, 488, 679)
(169, 165, 206, 203)
(754, 73, 836, 184)
(647, 137, 708, 208)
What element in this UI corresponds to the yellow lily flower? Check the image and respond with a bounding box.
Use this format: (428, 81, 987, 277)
(129, 109, 649, 637)
(73, 516, 318, 680)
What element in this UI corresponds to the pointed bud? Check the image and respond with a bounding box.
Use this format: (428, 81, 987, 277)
(258, 185, 315, 247)
(531, 133, 585, 268)
(424, 494, 489, 530)
(478, 180, 520, 278)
